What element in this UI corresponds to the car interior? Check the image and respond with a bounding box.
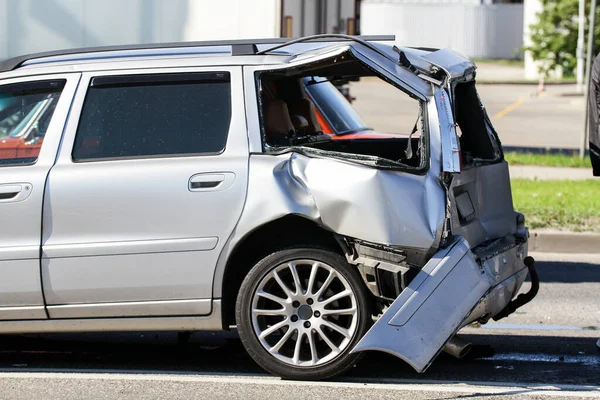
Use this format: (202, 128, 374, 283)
(258, 59, 426, 170)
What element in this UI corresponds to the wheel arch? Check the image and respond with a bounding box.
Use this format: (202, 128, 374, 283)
(217, 215, 346, 327)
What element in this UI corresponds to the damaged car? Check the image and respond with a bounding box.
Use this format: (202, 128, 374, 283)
(0, 35, 537, 380)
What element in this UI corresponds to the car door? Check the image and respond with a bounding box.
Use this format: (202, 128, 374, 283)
(0, 74, 79, 320)
(41, 67, 248, 319)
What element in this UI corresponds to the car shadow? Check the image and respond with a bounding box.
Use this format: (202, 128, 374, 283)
(531, 260, 600, 283)
(0, 331, 597, 387)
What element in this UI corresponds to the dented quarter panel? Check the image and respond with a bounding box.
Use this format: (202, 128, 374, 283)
(286, 153, 445, 247)
(213, 50, 447, 298)
(212, 142, 445, 297)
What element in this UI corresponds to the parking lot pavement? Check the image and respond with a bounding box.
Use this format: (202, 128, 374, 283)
(0, 253, 598, 399)
(350, 79, 585, 150)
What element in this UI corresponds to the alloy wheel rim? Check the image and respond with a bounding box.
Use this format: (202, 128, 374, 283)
(251, 259, 359, 367)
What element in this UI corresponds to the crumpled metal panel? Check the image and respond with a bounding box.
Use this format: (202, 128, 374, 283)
(419, 48, 477, 81)
(351, 236, 528, 372)
(235, 152, 446, 249)
(435, 88, 461, 172)
(351, 238, 489, 372)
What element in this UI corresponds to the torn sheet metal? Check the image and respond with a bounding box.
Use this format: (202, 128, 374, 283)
(351, 236, 528, 372)
(419, 48, 477, 82)
(234, 152, 446, 250)
(435, 88, 461, 173)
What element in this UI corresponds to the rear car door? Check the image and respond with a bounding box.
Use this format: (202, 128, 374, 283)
(42, 67, 248, 318)
(0, 74, 79, 320)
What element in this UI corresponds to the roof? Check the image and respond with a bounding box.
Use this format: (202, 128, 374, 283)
(0, 34, 476, 89)
(0, 35, 395, 73)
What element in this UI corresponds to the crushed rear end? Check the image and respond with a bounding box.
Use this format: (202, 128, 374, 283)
(247, 40, 539, 373)
(350, 47, 539, 372)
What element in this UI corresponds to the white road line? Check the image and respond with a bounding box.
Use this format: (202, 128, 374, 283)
(0, 371, 598, 398)
(477, 323, 600, 332)
(482, 352, 600, 366)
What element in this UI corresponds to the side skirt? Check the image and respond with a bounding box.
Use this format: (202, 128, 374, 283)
(0, 300, 223, 334)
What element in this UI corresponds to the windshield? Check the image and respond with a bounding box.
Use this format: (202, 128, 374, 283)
(303, 77, 369, 135)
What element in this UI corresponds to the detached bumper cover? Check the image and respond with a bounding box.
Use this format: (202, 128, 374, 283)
(351, 235, 532, 372)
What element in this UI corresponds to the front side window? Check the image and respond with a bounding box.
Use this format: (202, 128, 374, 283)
(72, 72, 231, 161)
(0, 80, 65, 166)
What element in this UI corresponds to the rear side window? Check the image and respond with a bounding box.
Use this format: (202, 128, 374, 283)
(72, 72, 231, 161)
(0, 80, 65, 166)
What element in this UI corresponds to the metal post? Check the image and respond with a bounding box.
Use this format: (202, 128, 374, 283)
(577, 0, 586, 93)
(583, 0, 598, 158)
(300, 0, 305, 36)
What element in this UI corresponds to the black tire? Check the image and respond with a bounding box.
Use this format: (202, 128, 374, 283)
(235, 246, 372, 380)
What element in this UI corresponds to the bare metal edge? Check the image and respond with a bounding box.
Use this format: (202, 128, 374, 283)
(0, 300, 223, 334)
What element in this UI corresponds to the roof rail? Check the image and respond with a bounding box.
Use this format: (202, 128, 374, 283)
(255, 34, 392, 55)
(0, 35, 395, 73)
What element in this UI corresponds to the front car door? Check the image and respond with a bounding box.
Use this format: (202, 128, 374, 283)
(42, 67, 248, 318)
(0, 74, 79, 320)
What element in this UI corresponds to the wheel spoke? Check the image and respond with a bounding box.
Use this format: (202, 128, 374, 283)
(272, 270, 294, 299)
(306, 262, 320, 295)
(293, 331, 305, 364)
(307, 329, 318, 365)
(288, 262, 302, 295)
(256, 290, 287, 307)
(269, 327, 296, 354)
(252, 307, 287, 316)
(320, 289, 352, 307)
(321, 306, 356, 316)
(315, 325, 339, 352)
(259, 319, 289, 339)
(315, 269, 336, 299)
(320, 319, 352, 339)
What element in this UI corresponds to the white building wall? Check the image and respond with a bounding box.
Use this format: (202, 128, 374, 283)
(0, 0, 280, 60)
(361, 1, 524, 59)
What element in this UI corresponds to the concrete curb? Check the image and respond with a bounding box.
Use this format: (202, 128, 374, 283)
(529, 230, 600, 254)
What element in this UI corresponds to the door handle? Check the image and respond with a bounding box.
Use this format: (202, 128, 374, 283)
(188, 173, 234, 192)
(190, 174, 225, 189)
(0, 185, 22, 200)
(0, 183, 32, 202)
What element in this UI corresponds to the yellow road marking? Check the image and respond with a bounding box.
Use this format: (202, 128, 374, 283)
(494, 96, 526, 119)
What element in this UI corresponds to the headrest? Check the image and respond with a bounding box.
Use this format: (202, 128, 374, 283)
(264, 99, 294, 139)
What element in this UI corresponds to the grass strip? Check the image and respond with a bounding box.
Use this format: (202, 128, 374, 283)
(511, 179, 600, 232)
(505, 152, 592, 168)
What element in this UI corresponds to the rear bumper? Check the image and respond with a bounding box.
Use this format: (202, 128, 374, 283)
(352, 234, 534, 372)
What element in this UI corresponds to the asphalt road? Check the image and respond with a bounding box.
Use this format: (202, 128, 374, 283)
(0, 252, 598, 399)
(350, 79, 585, 150)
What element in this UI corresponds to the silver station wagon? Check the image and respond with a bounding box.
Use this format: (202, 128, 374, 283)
(0, 35, 538, 380)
